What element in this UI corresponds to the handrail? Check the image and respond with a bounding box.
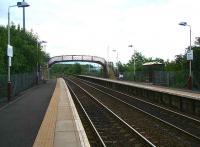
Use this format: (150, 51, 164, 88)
(48, 55, 106, 67)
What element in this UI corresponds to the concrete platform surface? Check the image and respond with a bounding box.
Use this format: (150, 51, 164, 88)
(33, 78, 90, 147)
(80, 75, 200, 100)
(0, 80, 56, 147)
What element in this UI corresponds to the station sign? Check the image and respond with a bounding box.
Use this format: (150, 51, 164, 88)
(7, 45, 13, 57)
(187, 50, 193, 60)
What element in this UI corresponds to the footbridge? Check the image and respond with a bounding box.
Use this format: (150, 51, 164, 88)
(48, 55, 112, 77)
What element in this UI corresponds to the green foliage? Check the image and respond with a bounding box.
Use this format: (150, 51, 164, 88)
(0, 26, 7, 74)
(117, 61, 126, 73)
(192, 46, 200, 72)
(50, 63, 103, 77)
(73, 63, 82, 74)
(165, 38, 200, 72)
(115, 38, 200, 89)
(165, 54, 187, 71)
(195, 37, 200, 46)
(169, 71, 188, 88)
(128, 51, 146, 71)
(120, 38, 200, 74)
(123, 50, 165, 72)
(0, 24, 48, 74)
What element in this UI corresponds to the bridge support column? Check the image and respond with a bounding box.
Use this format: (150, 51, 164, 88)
(103, 65, 108, 78)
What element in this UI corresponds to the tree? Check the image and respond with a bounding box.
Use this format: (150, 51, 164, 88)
(117, 61, 126, 73)
(192, 47, 200, 72)
(165, 37, 200, 73)
(127, 51, 146, 71)
(195, 37, 200, 46)
(0, 26, 7, 74)
(154, 58, 165, 64)
(0, 24, 49, 74)
(72, 63, 82, 74)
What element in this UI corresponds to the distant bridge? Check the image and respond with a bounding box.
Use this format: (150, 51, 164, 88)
(48, 55, 106, 67)
(48, 55, 109, 77)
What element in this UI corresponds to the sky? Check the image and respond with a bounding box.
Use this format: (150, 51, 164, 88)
(0, 0, 200, 64)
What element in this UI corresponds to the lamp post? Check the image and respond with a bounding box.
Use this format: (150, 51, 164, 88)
(107, 46, 110, 62)
(179, 22, 193, 90)
(7, 1, 30, 101)
(112, 49, 119, 75)
(36, 40, 47, 84)
(128, 45, 136, 80)
(22, 0, 25, 30)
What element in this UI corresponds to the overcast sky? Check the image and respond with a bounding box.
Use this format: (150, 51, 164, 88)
(1, 0, 200, 63)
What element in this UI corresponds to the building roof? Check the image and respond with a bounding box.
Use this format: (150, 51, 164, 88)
(143, 61, 163, 66)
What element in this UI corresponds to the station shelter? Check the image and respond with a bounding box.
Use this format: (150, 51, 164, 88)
(143, 61, 164, 83)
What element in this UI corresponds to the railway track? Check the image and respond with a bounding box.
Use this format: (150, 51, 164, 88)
(66, 76, 200, 146)
(65, 77, 155, 147)
(76, 76, 200, 139)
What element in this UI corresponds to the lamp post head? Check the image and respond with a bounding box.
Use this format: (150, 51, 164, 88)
(38, 40, 47, 44)
(17, 1, 30, 7)
(128, 45, 133, 48)
(179, 22, 187, 26)
(40, 40, 47, 44)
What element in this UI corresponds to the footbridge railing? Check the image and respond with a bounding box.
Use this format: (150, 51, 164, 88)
(48, 55, 106, 68)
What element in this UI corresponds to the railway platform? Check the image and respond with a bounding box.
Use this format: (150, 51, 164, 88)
(79, 75, 200, 100)
(33, 78, 90, 147)
(79, 75, 200, 117)
(0, 78, 89, 147)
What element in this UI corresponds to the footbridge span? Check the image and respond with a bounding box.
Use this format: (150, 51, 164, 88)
(48, 55, 114, 78)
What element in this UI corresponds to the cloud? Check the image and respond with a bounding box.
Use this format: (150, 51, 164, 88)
(1, 0, 200, 63)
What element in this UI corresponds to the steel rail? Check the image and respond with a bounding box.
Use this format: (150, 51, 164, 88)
(67, 81, 106, 147)
(78, 77, 200, 123)
(66, 77, 156, 147)
(74, 76, 200, 142)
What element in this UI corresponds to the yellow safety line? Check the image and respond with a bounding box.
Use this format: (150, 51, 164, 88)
(33, 79, 60, 147)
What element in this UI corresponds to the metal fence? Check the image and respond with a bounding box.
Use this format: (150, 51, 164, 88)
(193, 71, 200, 90)
(123, 70, 199, 90)
(153, 71, 188, 88)
(123, 71, 146, 82)
(0, 72, 36, 102)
